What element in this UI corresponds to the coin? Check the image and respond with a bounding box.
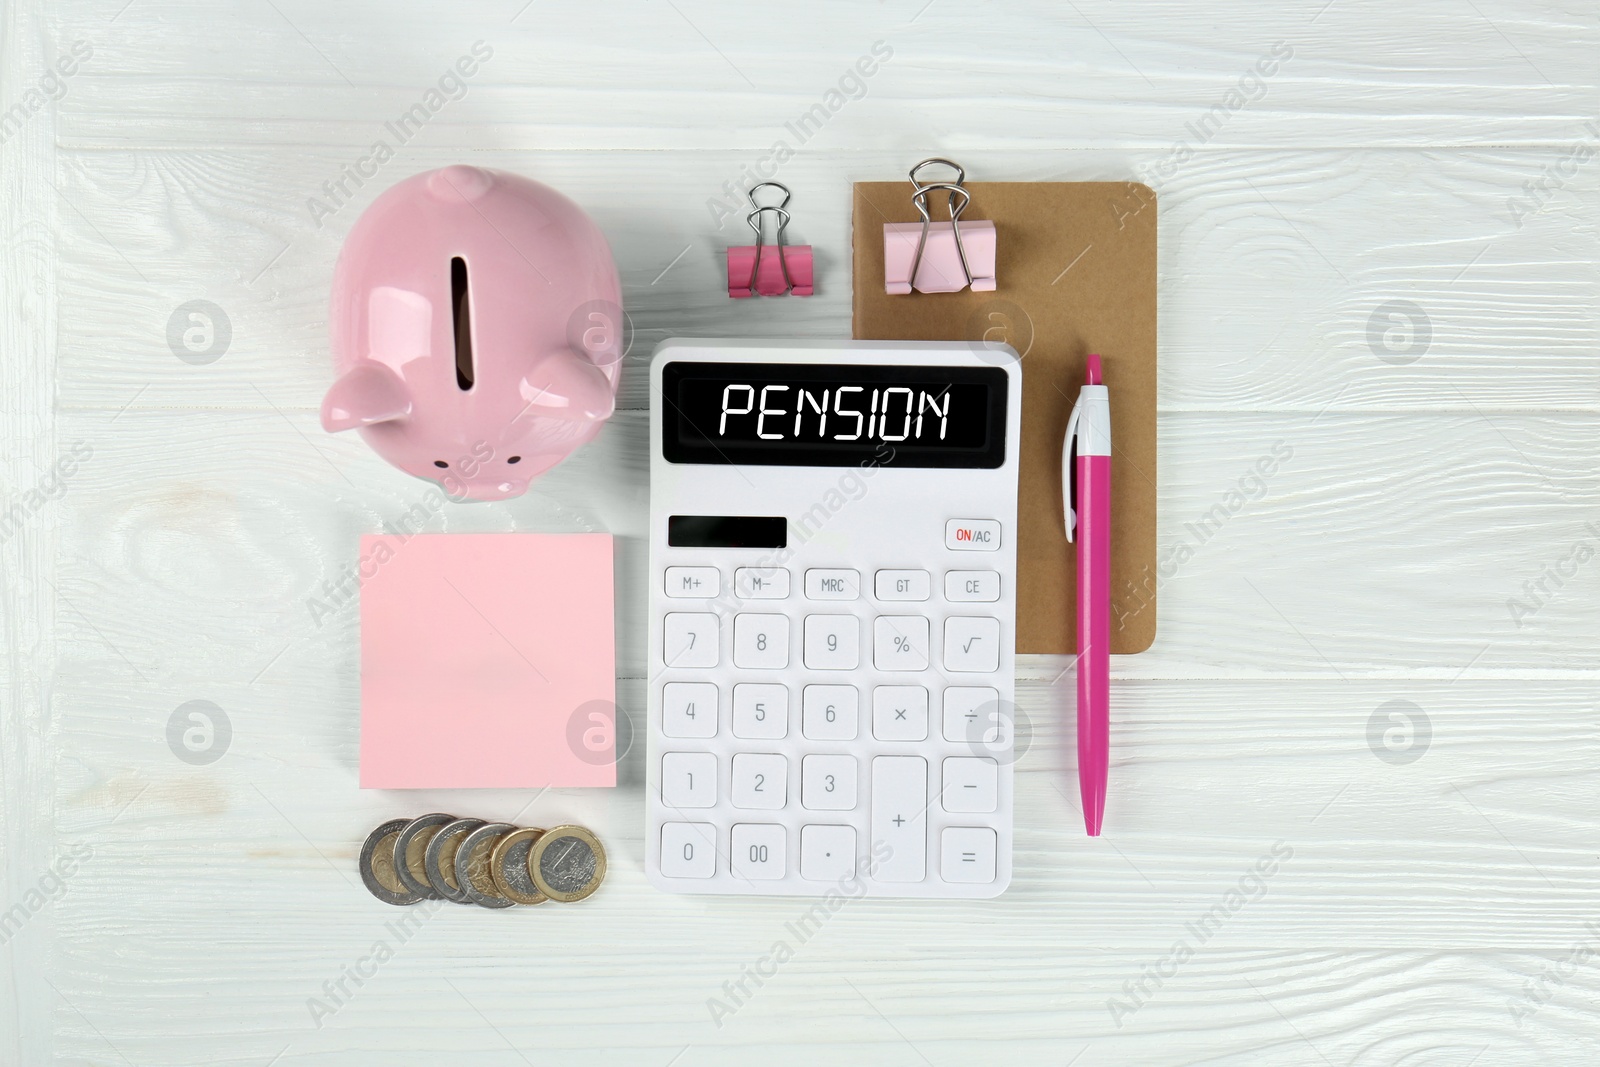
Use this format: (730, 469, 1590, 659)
(393, 813, 454, 900)
(528, 824, 607, 903)
(424, 817, 485, 905)
(360, 819, 423, 906)
(455, 822, 517, 909)
(489, 827, 548, 906)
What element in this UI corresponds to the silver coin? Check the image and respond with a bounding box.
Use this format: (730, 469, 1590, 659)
(424, 817, 485, 905)
(454, 822, 517, 909)
(528, 825, 607, 903)
(393, 813, 454, 900)
(360, 819, 423, 906)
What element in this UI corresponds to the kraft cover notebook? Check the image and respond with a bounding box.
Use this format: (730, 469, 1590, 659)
(852, 180, 1157, 654)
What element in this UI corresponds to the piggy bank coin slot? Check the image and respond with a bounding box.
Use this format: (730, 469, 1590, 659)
(451, 255, 474, 391)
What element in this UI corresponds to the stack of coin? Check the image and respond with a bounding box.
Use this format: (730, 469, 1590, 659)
(360, 815, 606, 908)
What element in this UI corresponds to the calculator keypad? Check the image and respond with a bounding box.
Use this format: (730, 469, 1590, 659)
(653, 552, 1011, 896)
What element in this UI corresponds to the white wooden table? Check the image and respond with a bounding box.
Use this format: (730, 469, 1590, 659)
(3, 1, 1597, 1063)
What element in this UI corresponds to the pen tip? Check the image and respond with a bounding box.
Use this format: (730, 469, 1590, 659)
(1086, 353, 1102, 386)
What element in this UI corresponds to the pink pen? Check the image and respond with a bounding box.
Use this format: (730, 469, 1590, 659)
(1064, 353, 1111, 836)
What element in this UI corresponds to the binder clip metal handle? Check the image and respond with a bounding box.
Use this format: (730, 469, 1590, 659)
(908, 157, 966, 192)
(909, 181, 975, 294)
(727, 181, 813, 298)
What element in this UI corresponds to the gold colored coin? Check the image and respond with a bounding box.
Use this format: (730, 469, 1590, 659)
(455, 822, 516, 909)
(489, 827, 548, 905)
(370, 832, 405, 892)
(528, 824, 607, 903)
(424, 817, 485, 904)
(393, 813, 454, 900)
(360, 819, 423, 906)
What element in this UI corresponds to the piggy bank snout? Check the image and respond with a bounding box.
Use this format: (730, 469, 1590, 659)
(454, 477, 528, 502)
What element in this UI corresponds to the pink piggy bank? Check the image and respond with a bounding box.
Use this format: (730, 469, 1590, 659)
(321, 165, 623, 501)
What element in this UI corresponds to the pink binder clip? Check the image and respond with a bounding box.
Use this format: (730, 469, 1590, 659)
(727, 182, 813, 298)
(884, 158, 996, 295)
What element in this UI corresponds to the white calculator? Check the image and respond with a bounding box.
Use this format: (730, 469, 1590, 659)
(645, 339, 1021, 898)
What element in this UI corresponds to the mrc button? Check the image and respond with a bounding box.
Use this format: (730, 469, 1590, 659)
(945, 519, 1001, 551)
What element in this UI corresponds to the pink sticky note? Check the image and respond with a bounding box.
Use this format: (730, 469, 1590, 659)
(359, 533, 616, 789)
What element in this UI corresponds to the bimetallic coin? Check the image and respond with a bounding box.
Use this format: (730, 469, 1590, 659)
(528, 825, 607, 903)
(393, 813, 454, 900)
(424, 818, 485, 905)
(455, 822, 517, 909)
(360, 819, 423, 906)
(489, 828, 548, 906)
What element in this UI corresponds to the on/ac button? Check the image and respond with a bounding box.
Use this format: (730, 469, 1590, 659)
(945, 519, 1001, 551)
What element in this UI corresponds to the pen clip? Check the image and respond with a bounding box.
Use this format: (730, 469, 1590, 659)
(1063, 397, 1083, 544)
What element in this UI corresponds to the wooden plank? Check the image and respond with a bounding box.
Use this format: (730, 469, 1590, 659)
(52, 147, 1598, 415)
(50, 1, 1597, 149)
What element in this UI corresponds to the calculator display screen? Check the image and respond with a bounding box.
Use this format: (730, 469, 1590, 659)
(662, 362, 1007, 468)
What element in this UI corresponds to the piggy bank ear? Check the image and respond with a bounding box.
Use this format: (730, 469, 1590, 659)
(519, 350, 615, 422)
(321, 364, 413, 432)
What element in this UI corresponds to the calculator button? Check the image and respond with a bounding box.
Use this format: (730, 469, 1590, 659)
(945, 570, 1001, 602)
(664, 566, 719, 598)
(734, 613, 790, 669)
(732, 683, 788, 739)
(800, 824, 857, 881)
(663, 613, 718, 668)
(802, 754, 858, 810)
(803, 615, 860, 670)
(805, 569, 860, 600)
(871, 756, 928, 882)
(872, 685, 928, 741)
(735, 567, 790, 599)
(943, 616, 1001, 672)
(730, 824, 787, 880)
(875, 569, 930, 601)
(940, 826, 997, 884)
(943, 687, 1002, 743)
(945, 519, 1001, 551)
(662, 682, 719, 738)
(660, 822, 718, 878)
(874, 616, 931, 672)
(660, 752, 717, 808)
(802, 684, 859, 740)
(941, 757, 999, 813)
(731, 753, 787, 809)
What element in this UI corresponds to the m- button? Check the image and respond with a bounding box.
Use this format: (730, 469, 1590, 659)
(945, 519, 1001, 552)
